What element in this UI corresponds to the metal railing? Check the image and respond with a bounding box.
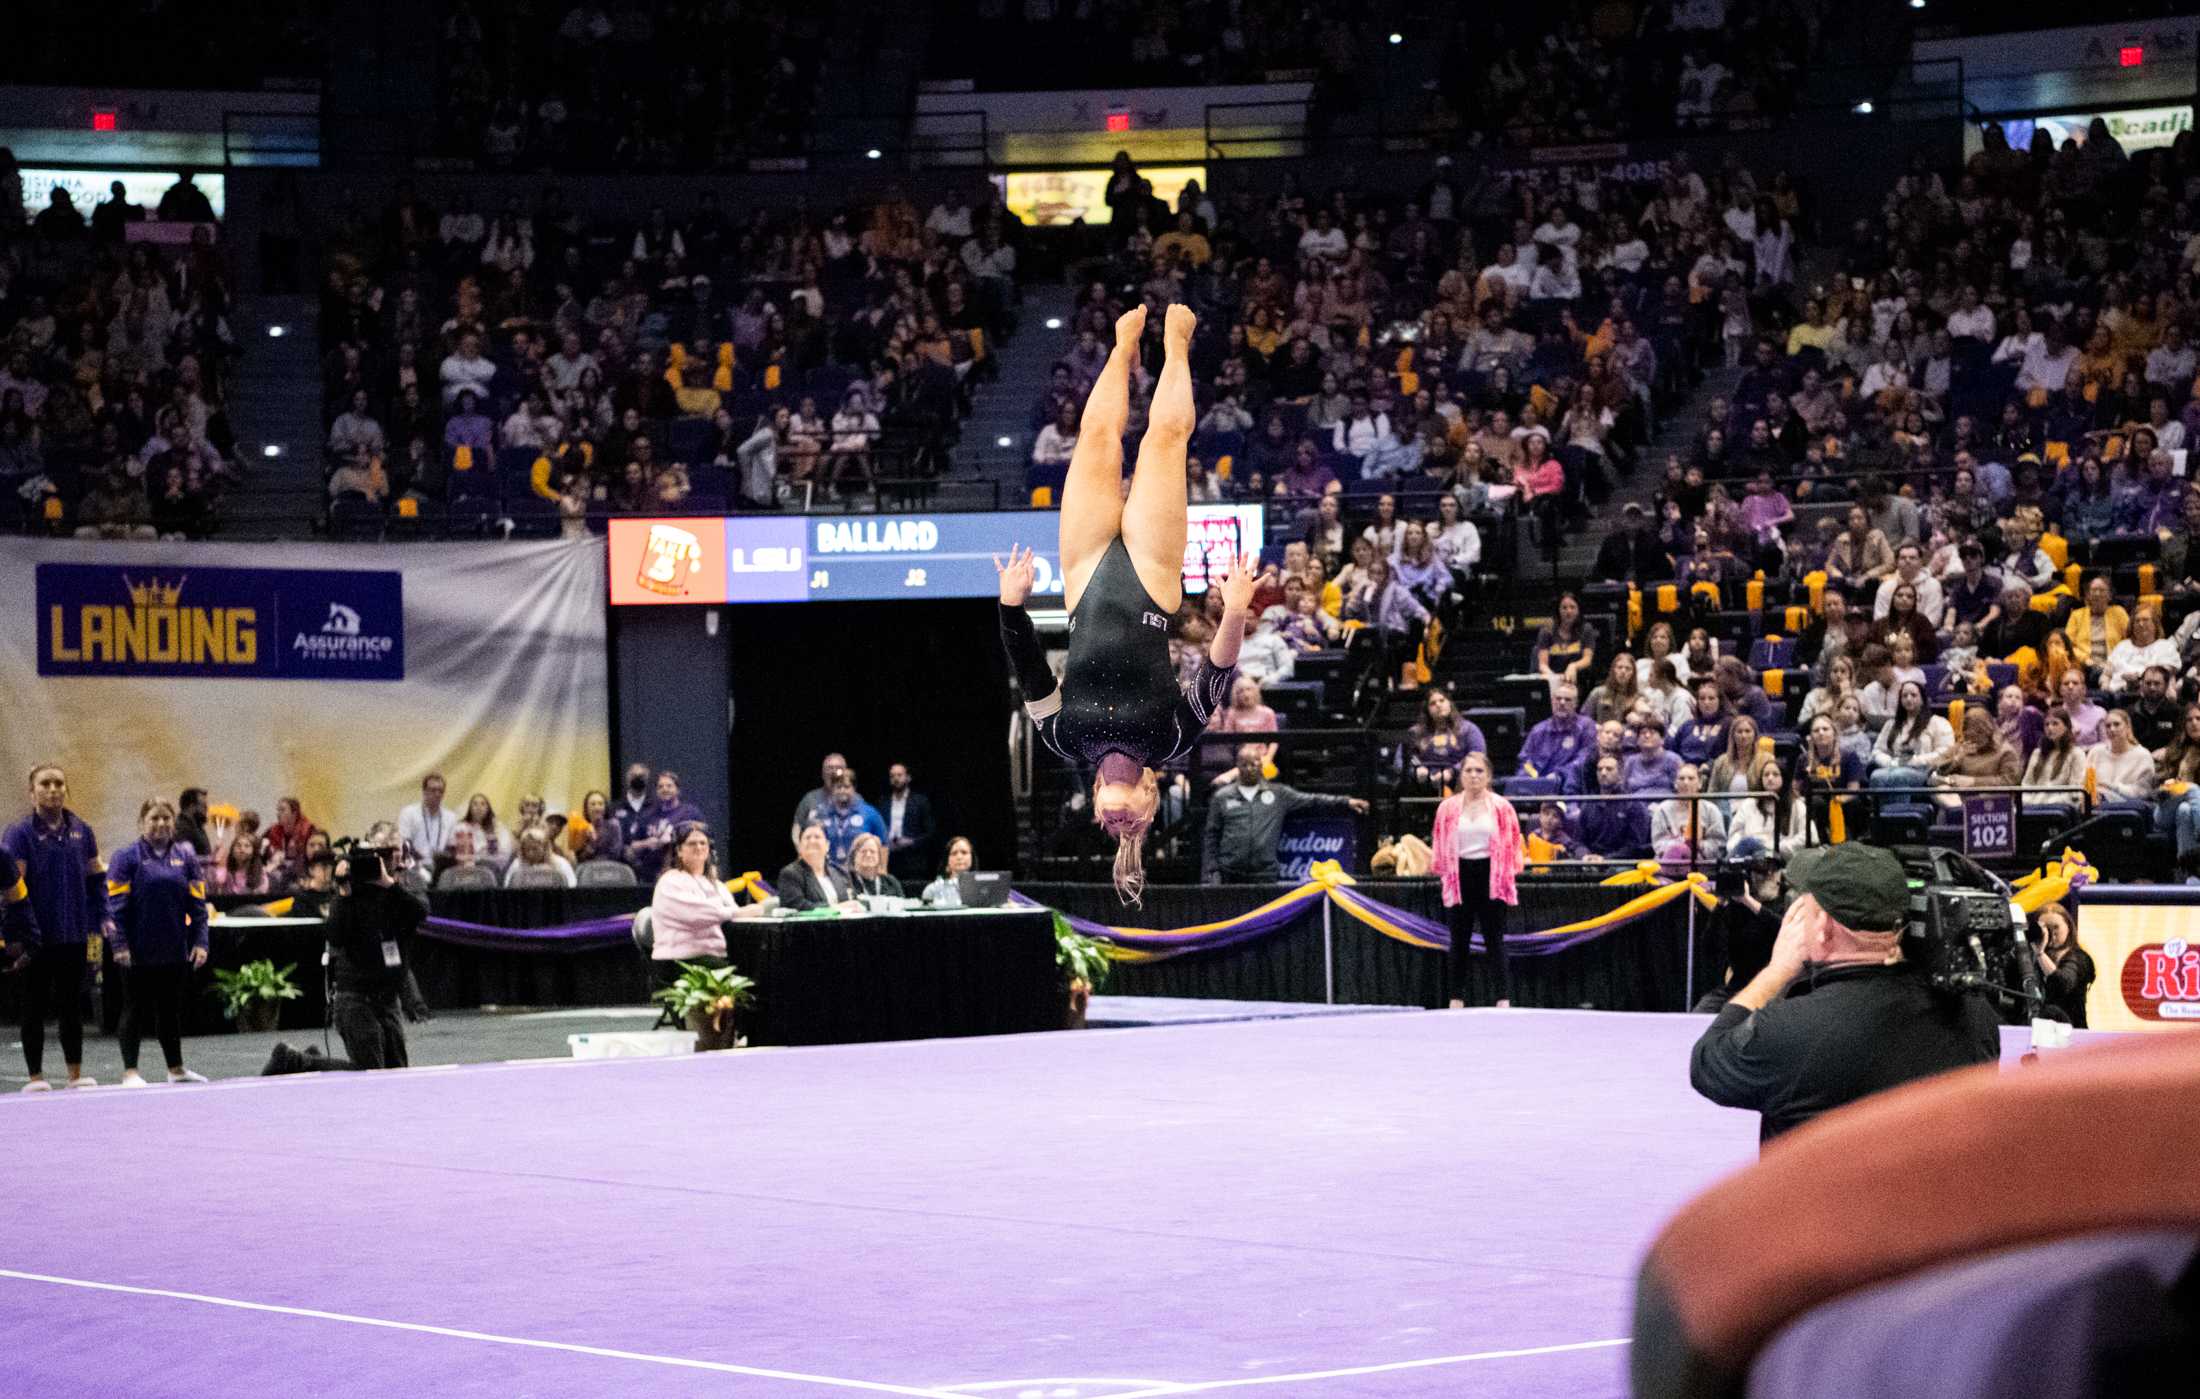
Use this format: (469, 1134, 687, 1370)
(221, 110, 320, 168)
(1205, 100, 1310, 161)
(906, 109, 993, 172)
(1396, 783, 2093, 874)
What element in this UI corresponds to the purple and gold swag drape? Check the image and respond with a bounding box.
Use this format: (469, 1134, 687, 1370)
(1018, 861, 1719, 963)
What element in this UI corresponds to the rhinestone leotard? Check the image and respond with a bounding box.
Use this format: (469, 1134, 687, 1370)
(999, 536, 1234, 770)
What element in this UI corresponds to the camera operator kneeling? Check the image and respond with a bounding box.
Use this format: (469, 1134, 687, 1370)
(1690, 844, 2001, 1144)
(325, 838, 427, 1070)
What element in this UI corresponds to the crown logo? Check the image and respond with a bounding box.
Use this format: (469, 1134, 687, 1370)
(122, 574, 187, 608)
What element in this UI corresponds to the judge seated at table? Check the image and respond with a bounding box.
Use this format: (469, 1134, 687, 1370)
(777, 824, 863, 912)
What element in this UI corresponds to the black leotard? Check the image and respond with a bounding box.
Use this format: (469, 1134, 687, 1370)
(999, 536, 1234, 769)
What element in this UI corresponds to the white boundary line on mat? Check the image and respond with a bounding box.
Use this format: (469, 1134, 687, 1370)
(0, 1268, 964, 1397)
(1091, 1337, 1634, 1397)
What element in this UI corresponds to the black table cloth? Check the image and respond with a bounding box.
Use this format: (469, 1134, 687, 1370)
(722, 909, 1063, 1047)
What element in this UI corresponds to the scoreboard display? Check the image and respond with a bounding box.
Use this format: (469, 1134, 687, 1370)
(608, 506, 1265, 607)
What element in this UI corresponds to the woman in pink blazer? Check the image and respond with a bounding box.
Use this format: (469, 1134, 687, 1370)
(1430, 751, 1526, 1008)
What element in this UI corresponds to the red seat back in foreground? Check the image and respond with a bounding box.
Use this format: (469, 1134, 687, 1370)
(1632, 1032, 2200, 1399)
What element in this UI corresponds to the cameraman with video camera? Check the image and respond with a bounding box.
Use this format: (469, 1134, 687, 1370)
(324, 826, 428, 1070)
(1690, 845, 2001, 1143)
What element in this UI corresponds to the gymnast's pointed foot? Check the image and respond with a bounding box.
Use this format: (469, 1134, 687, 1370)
(1115, 304, 1147, 351)
(1164, 302, 1196, 353)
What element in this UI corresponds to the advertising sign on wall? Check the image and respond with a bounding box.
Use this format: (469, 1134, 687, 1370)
(2076, 889, 2200, 1031)
(1969, 104, 2193, 159)
(1278, 812, 1359, 883)
(36, 563, 403, 680)
(997, 165, 1207, 227)
(3, 538, 607, 858)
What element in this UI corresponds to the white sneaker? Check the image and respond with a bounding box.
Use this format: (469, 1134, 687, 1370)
(67, 1075, 98, 1089)
(167, 1069, 209, 1084)
(118, 1072, 150, 1088)
(20, 1079, 52, 1093)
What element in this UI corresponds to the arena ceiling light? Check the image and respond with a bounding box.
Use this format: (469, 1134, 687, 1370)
(996, 435, 1014, 448)
(1045, 317, 1063, 330)
(865, 148, 882, 159)
(262, 444, 283, 458)
(1853, 100, 1875, 115)
(1388, 32, 1403, 44)
(267, 325, 286, 338)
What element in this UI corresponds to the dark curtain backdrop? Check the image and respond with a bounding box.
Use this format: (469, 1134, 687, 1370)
(1021, 880, 1706, 1011)
(725, 598, 1014, 880)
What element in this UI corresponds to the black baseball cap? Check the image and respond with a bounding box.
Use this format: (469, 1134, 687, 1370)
(1784, 845, 1910, 932)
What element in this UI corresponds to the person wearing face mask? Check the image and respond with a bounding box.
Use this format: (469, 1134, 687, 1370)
(613, 762, 656, 849)
(106, 797, 211, 1087)
(625, 770, 704, 876)
(1431, 752, 1527, 1008)
(1202, 743, 1369, 885)
(1689, 844, 2001, 1143)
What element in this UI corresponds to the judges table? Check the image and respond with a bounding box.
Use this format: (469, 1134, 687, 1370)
(724, 907, 1063, 1047)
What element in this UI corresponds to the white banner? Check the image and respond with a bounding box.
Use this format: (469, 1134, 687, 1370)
(1, 537, 609, 852)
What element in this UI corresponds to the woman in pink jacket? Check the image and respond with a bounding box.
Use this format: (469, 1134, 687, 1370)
(648, 823, 763, 985)
(1430, 751, 1526, 1008)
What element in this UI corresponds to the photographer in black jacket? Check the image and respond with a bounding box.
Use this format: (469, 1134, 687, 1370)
(1690, 844, 2001, 1143)
(323, 831, 427, 1070)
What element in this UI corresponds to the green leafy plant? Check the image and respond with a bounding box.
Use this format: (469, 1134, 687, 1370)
(211, 960, 304, 1022)
(1053, 914, 1113, 991)
(651, 961, 758, 1031)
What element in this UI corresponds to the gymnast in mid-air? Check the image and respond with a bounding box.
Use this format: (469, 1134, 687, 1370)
(996, 303, 1256, 904)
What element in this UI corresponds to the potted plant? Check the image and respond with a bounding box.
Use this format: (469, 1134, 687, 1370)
(1053, 915, 1113, 1030)
(652, 961, 757, 1052)
(211, 960, 303, 1033)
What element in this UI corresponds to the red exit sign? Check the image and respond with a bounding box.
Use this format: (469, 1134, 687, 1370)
(92, 110, 116, 131)
(2121, 45, 2145, 67)
(1105, 112, 1130, 132)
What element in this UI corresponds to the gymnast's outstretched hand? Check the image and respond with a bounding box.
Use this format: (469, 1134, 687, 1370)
(994, 544, 1037, 606)
(1215, 552, 1259, 615)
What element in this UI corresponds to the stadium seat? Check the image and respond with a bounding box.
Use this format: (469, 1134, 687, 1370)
(435, 864, 498, 891)
(577, 860, 637, 888)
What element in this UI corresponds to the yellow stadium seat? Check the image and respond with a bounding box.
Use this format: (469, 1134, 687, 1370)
(396, 496, 419, 518)
(1030, 486, 1053, 507)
